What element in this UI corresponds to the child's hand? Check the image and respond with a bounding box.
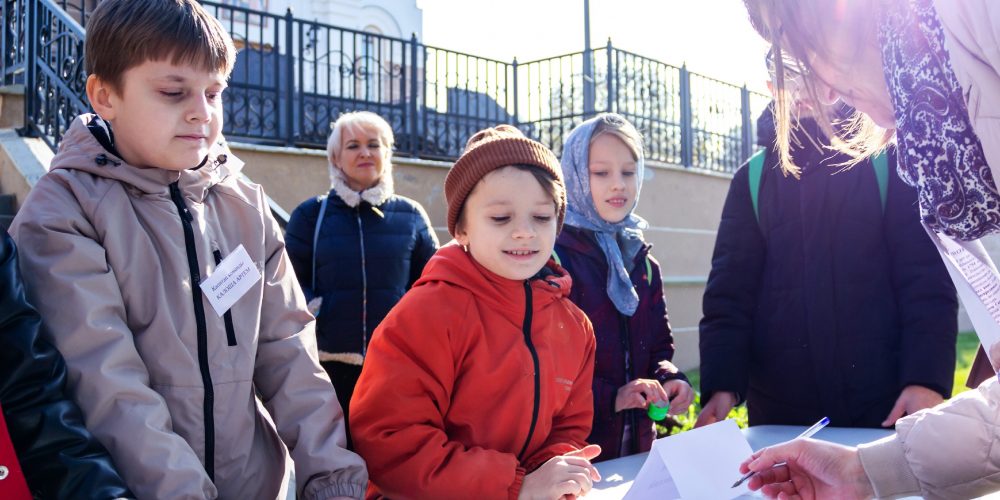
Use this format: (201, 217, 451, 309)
(614, 378, 668, 412)
(881, 384, 943, 427)
(519, 445, 602, 500)
(694, 391, 737, 428)
(307, 297, 323, 316)
(661, 379, 695, 416)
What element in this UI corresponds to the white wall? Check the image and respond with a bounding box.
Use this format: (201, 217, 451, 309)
(263, 0, 421, 40)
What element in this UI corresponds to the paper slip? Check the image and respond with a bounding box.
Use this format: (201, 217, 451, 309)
(623, 419, 759, 500)
(923, 224, 1000, 378)
(199, 244, 262, 317)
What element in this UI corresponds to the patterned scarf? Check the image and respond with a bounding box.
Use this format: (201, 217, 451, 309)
(878, 0, 1000, 240)
(561, 115, 648, 316)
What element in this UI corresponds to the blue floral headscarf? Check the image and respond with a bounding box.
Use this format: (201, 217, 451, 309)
(562, 113, 649, 315)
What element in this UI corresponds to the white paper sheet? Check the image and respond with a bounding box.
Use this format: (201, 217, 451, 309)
(923, 224, 1000, 377)
(620, 419, 755, 500)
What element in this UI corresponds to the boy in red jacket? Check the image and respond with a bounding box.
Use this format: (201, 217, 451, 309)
(350, 126, 600, 499)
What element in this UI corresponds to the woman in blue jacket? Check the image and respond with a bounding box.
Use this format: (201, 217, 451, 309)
(285, 111, 439, 449)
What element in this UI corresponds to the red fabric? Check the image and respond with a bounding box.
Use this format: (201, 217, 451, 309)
(350, 243, 596, 499)
(0, 404, 31, 500)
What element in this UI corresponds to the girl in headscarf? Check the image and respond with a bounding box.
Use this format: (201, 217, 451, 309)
(554, 113, 694, 461)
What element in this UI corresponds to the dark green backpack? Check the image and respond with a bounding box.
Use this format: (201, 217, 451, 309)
(747, 150, 889, 222)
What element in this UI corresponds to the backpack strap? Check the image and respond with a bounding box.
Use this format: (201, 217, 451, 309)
(748, 149, 766, 222)
(872, 152, 889, 213)
(749, 150, 889, 221)
(551, 249, 562, 267)
(311, 194, 330, 292)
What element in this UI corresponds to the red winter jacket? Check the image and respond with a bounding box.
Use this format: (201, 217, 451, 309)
(0, 404, 30, 500)
(350, 243, 596, 499)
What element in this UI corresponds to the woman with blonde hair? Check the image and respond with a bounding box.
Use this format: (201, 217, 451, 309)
(736, 1, 1000, 499)
(285, 111, 438, 449)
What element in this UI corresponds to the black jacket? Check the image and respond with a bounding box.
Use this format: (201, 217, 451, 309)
(0, 228, 132, 498)
(286, 192, 438, 356)
(699, 107, 959, 427)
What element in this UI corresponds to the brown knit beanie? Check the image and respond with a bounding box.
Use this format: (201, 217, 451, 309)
(445, 125, 565, 236)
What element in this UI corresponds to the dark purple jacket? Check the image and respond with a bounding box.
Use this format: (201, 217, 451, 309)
(555, 226, 686, 461)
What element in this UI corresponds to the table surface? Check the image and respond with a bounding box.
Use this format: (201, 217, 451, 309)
(587, 425, 895, 499)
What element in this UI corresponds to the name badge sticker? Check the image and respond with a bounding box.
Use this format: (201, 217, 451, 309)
(200, 244, 262, 317)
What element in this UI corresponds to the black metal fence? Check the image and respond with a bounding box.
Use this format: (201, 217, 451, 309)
(2, 0, 770, 173)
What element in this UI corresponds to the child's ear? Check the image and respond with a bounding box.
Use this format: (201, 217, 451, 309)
(453, 222, 470, 247)
(86, 75, 117, 121)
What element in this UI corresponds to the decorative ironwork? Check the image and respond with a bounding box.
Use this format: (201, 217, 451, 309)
(20, 0, 88, 150)
(8, 0, 768, 173)
(3, 0, 27, 84)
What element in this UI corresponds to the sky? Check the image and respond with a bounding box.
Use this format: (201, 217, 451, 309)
(416, 0, 771, 93)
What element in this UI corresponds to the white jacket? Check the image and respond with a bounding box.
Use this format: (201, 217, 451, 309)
(935, 0, 1000, 183)
(859, 378, 1000, 499)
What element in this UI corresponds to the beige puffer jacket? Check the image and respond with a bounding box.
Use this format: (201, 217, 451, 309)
(935, 0, 1000, 182)
(10, 115, 367, 499)
(859, 378, 1000, 499)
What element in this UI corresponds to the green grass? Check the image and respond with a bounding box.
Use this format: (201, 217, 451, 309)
(953, 331, 980, 397)
(657, 331, 980, 437)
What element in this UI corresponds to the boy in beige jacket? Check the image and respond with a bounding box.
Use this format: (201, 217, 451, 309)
(9, 0, 367, 498)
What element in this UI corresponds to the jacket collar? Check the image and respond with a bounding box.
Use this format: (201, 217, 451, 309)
(51, 114, 243, 202)
(414, 243, 572, 318)
(328, 162, 394, 208)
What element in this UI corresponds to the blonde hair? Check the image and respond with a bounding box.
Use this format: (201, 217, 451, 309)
(745, 0, 892, 178)
(327, 111, 395, 163)
(589, 113, 643, 161)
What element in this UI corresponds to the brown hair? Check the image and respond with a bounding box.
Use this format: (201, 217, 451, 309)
(85, 0, 236, 93)
(456, 164, 564, 232)
(745, 0, 892, 178)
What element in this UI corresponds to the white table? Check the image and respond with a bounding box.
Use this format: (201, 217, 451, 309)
(587, 425, 894, 499)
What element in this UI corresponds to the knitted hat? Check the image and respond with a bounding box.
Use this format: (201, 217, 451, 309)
(445, 125, 565, 236)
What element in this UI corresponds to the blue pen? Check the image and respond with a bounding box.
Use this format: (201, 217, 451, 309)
(731, 416, 830, 488)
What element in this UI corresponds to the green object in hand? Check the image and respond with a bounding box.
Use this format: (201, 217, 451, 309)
(647, 402, 669, 421)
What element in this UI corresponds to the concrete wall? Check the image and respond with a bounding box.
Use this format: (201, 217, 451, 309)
(231, 141, 729, 370)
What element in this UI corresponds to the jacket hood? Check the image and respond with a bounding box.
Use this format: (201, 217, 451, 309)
(756, 104, 777, 148)
(51, 114, 243, 201)
(414, 243, 571, 315)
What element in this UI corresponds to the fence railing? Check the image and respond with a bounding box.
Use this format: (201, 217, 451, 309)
(2, 0, 769, 173)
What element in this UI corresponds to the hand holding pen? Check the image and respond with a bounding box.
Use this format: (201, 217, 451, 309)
(733, 420, 874, 500)
(732, 417, 830, 488)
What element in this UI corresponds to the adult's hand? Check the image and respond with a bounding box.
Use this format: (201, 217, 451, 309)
(518, 445, 602, 500)
(882, 385, 943, 427)
(694, 391, 737, 428)
(662, 379, 695, 416)
(614, 378, 669, 412)
(739, 439, 874, 500)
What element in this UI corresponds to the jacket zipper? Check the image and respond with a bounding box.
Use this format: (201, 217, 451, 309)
(356, 208, 369, 356)
(619, 313, 638, 454)
(517, 280, 541, 461)
(212, 250, 238, 346)
(169, 181, 216, 480)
